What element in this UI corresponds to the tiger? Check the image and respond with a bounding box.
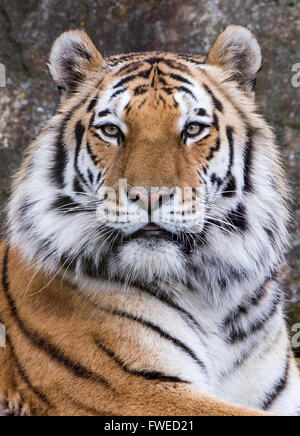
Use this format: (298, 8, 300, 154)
(0, 24, 299, 417)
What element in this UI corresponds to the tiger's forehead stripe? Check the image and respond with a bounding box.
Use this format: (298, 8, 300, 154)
(92, 56, 218, 126)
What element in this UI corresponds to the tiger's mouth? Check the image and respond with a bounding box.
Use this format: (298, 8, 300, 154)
(122, 223, 196, 253)
(141, 223, 161, 231)
(125, 225, 175, 242)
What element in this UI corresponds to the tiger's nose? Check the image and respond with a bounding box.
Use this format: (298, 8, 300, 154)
(129, 188, 170, 211)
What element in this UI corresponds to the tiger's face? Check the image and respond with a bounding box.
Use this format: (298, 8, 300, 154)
(9, 26, 287, 295)
(90, 57, 216, 231)
(79, 54, 239, 279)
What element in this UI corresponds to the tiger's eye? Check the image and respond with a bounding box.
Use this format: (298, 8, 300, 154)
(186, 123, 202, 136)
(102, 124, 119, 136)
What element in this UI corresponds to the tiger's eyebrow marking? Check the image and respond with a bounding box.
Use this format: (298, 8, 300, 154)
(196, 108, 207, 116)
(110, 88, 126, 101)
(177, 86, 197, 100)
(98, 110, 111, 118)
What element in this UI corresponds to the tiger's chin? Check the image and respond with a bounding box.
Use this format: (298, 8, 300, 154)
(109, 236, 187, 285)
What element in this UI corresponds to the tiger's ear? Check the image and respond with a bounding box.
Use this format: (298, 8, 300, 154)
(206, 25, 262, 91)
(49, 30, 103, 95)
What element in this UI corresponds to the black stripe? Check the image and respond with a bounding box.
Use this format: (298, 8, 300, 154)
(86, 141, 100, 166)
(156, 75, 168, 86)
(113, 68, 153, 90)
(65, 394, 107, 416)
(222, 175, 237, 198)
(90, 302, 207, 374)
(113, 74, 138, 89)
(1, 245, 112, 390)
(110, 88, 126, 101)
(223, 275, 275, 328)
(226, 126, 234, 176)
(169, 73, 193, 85)
(74, 121, 89, 188)
(115, 61, 143, 75)
(75, 121, 86, 148)
(52, 195, 82, 215)
(87, 169, 94, 185)
(207, 137, 221, 161)
(177, 86, 196, 100)
(227, 293, 279, 344)
(98, 110, 111, 118)
(196, 108, 207, 117)
(52, 129, 68, 189)
(137, 67, 153, 79)
(210, 173, 223, 187)
(5, 334, 52, 408)
(51, 80, 103, 188)
(108, 53, 149, 64)
(88, 112, 95, 129)
(212, 113, 219, 131)
(94, 338, 189, 384)
(87, 98, 98, 112)
(73, 176, 85, 194)
(261, 356, 289, 410)
(223, 203, 248, 233)
(203, 84, 224, 113)
(243, 129, 254, 193)
(134, 85, 148, 96)
(144, 57, 188, 72)
(161, 87, 173, 95)
(128, 280, 207, 337)
(177, 54, 205, 65)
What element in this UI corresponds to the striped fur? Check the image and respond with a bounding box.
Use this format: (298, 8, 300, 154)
(1, 26, 299, 416)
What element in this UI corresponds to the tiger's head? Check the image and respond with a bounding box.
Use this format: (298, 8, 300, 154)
(8, 26, 288, 300)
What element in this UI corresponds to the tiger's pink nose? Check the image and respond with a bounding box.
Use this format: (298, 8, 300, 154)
(129, 189, 170, 210)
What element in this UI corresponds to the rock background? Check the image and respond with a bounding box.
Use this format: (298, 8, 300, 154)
(0, 0, 299, 334)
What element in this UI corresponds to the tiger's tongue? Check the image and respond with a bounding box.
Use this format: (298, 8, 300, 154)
(142, 224, 161, 231)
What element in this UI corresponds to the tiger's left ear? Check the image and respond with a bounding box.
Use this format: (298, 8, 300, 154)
(206, 25, 262, 92)
(49, 30, 103, 96)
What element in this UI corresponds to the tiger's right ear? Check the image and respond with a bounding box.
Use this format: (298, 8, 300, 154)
(49, 30, 103, 96)
(206, 25, 262, 92)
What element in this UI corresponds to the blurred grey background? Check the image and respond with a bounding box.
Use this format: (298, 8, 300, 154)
(0, 0, 299, 326)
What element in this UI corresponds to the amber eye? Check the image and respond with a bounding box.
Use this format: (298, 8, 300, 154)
(185, 123, 203, 137)
(101, 124, 120, 137)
